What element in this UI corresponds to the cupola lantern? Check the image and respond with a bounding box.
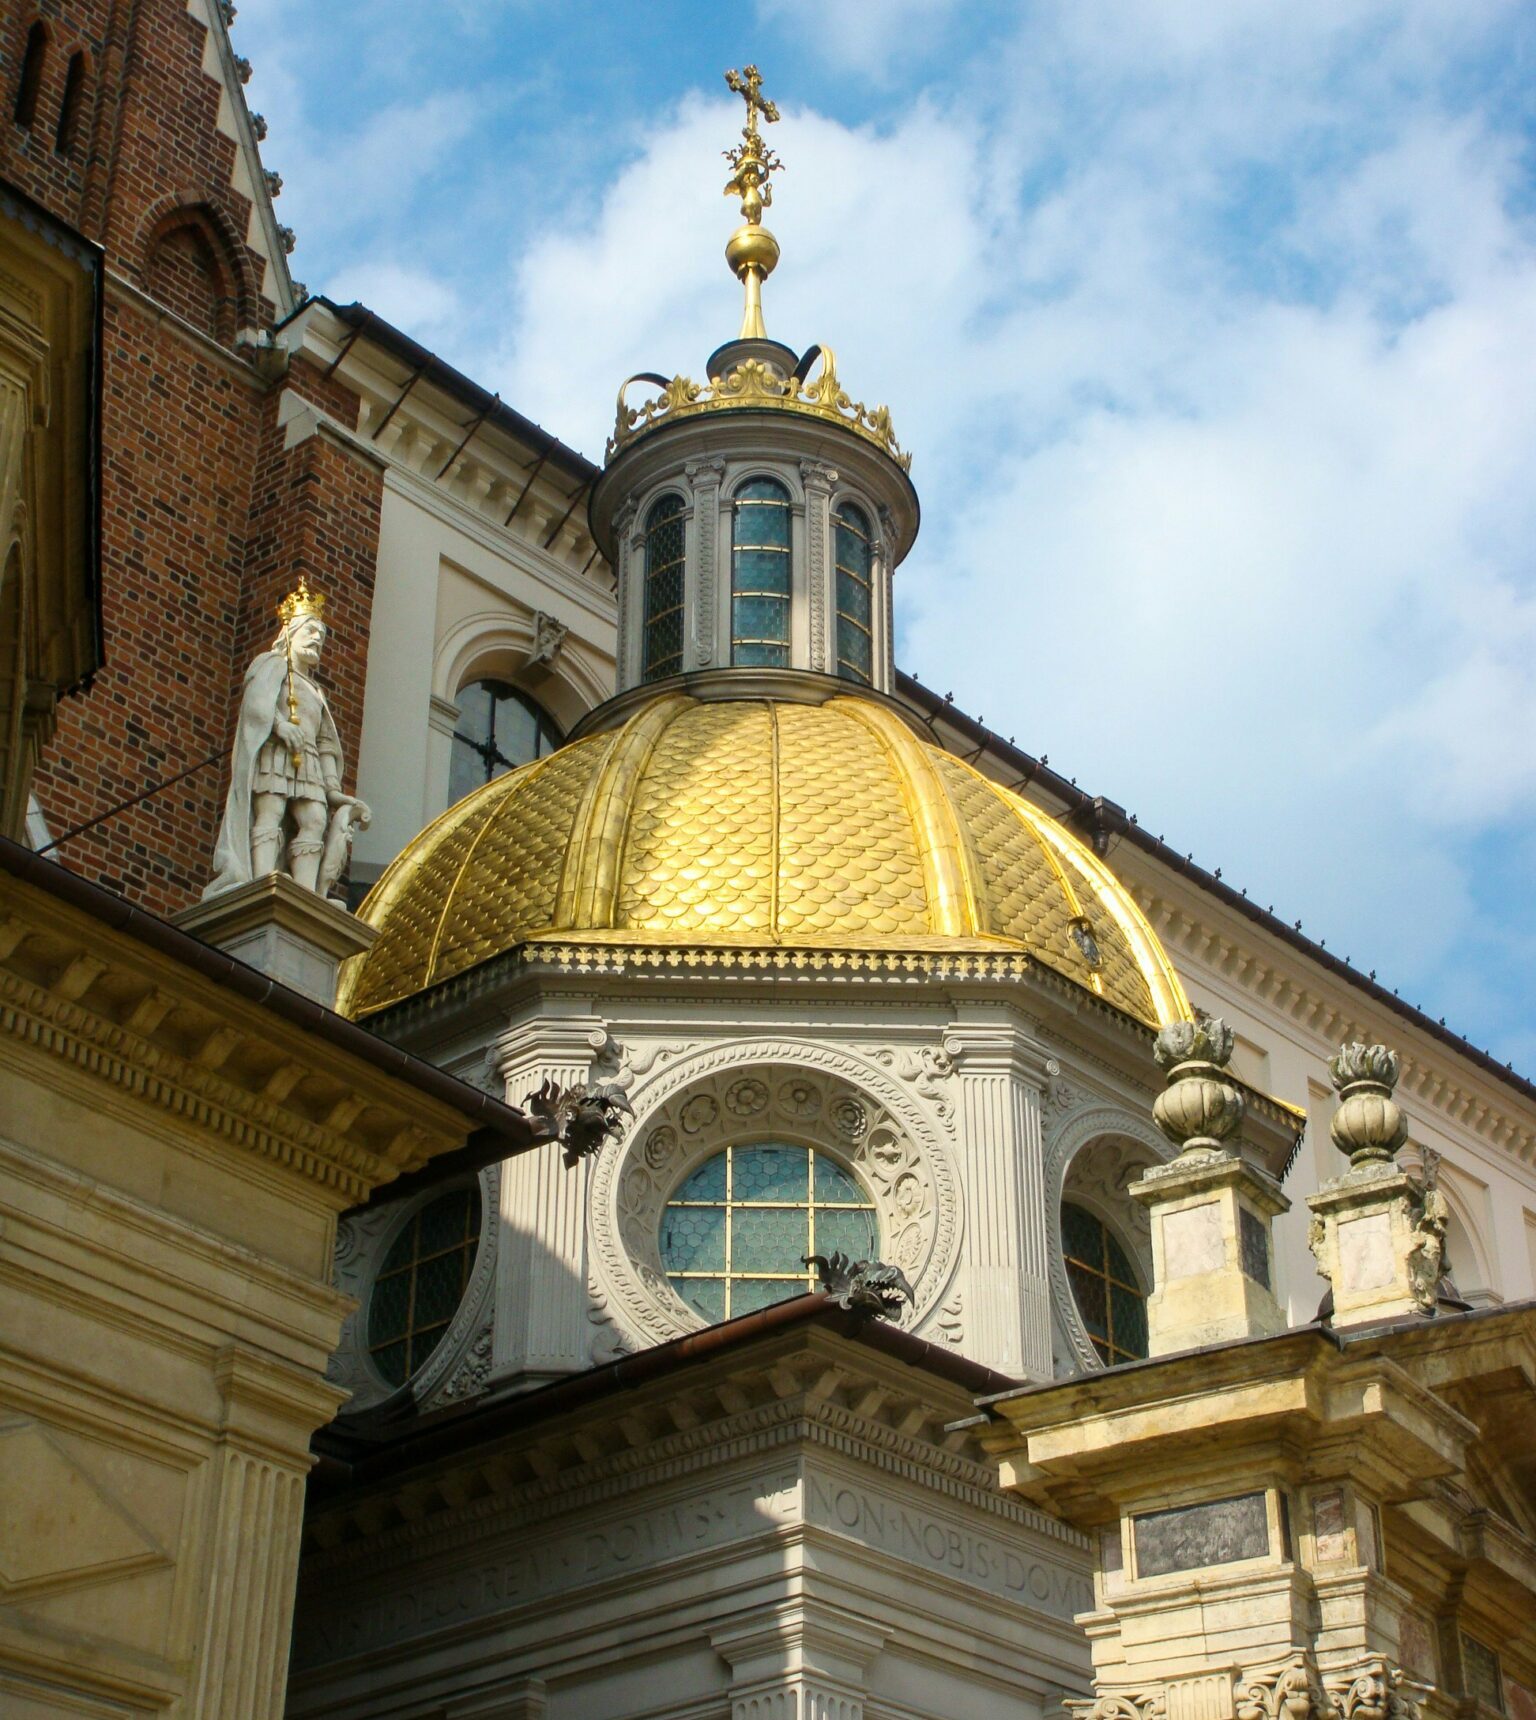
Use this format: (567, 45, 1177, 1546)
(589, 66, 920, 702)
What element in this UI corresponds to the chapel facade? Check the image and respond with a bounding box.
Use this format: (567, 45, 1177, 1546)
(0, 7, 1533, 1720)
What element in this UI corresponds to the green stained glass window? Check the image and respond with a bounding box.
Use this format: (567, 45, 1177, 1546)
(660, 1143, 877, 1322)
(642, 494, 687, 681)
(1061, 1201, 1147, 1366)
(833, 501, 874, 684)
(732, 478, 791, 667)
(367, 1185, 481, 1388)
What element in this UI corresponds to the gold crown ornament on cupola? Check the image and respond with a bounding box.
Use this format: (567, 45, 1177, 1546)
(589, 65, 920, 704)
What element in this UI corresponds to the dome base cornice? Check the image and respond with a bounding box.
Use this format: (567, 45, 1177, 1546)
(568, 666, 933, 741)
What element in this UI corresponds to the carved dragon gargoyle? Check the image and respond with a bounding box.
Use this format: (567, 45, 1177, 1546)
(803, 1250, 916, 1320)
(525, 1079, 634, 1167)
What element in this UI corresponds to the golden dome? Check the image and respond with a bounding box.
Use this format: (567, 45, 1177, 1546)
(338, 692, 1189, 1026)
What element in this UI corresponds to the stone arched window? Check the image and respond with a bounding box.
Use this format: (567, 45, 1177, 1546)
(731, 477, 792, 666)
(1061, 1201, 1147, 1365)
(660, 1140, 877, 1322)
(366, 1183, 482, 1388)
(832, 500, 874, 684)
(641, 493, 686, 681)
(448, 678, 561, 803)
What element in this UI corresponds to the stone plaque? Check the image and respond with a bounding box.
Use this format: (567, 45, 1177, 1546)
(1312, 1489, 1348, 1562)
(1338, 1211, 1394, 1291)
(1162, 1202, 1224, 1280)
(1462, 1635, 1504, 1713)
(1133, 1491, 1269, 1578)
(1398, 1613, 1437, 1684)
(1239, 1205, 1270, 1289)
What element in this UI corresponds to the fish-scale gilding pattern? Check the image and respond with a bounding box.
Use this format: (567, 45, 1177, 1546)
(346, 694, 1173, 1028)
(440, 737, 605, 970)
(347, 785, 509, 1015)
(932, 753, 1155, 1022)
(993, 780, 1158, 1025)
(616, 702, 775, 935)
(775, 702, 930, 938)
(349, 739, 604, 1015)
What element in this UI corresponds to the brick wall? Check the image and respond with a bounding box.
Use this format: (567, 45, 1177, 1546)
(3, 0, 384, 910)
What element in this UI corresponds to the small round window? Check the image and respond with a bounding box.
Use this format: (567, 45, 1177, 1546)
(661, 1143, 877, 1323)
(1061, 1201, 1147, 1365)
(367, 1185, 481, 1387)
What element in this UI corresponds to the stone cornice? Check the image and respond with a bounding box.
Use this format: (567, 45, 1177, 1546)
(1134, 886, 1536, 1167)
(305, 1381, 1088, 1577)
(0, 877, 477, 1205)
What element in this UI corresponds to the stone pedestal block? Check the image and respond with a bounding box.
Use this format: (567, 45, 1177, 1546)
(173, 871, 377, 1007)
(1131, 1152, 1289, 1356)
(1305, 1165, 1440, 1327)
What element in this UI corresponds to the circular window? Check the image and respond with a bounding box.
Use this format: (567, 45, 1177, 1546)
(367, 1185, 482, 1387)
(661, 1143, 877, 1323)
(1061, 1201, 1147, 1365)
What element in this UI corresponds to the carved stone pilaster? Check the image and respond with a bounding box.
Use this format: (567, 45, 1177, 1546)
(939, 1019, 1053, 1379)
(712, 1609, 886, 1720)
(800, 457, 838, 673)
(489, 1014, 610, 1384)
(612, 497, 638, 689)
(685, 456, 726, 667)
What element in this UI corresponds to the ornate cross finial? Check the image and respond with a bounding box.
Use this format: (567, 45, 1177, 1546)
(722, 64, 784, 339)
(726, 64, 779, 146)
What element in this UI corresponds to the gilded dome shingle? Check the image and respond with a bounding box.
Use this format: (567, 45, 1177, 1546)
(338, 693, 1188, 1026)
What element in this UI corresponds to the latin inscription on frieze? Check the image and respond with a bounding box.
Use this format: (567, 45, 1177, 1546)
(294, 1467, 800, 1666)
(1133, 1491, 1268, 1578)
(803, 1471, 1092, 1620)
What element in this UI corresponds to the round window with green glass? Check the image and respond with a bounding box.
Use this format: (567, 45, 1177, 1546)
(660, 1143, 878, 1322)
(366, 1184, 482, 1387)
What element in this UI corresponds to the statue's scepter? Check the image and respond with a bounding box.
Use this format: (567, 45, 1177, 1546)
(276, 580, 323, 773)
(283, 630, 301, 772)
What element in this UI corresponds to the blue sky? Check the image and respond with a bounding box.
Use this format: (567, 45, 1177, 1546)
(239, 0, 1536, 1071)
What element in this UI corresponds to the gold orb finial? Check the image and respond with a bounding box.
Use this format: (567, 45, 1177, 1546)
(276, 578, 326, 628)
(723, 63, 782, 340)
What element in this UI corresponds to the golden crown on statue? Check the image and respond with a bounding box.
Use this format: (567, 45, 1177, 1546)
(276, 578, 326, 627)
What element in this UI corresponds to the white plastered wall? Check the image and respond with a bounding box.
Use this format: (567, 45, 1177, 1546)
(353, 473, 616, 882)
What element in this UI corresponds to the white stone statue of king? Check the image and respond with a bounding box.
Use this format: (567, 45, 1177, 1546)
(204, 579, 371, 901)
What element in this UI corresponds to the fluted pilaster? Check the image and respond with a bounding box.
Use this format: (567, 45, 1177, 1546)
(490, 1013, 608, 1381)
(943, 1019, 1053, 1379)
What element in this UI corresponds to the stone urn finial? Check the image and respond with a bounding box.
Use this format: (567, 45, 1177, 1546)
(1328, 1042, 1407, 1170)
(1152, 1014, 1245, 1158)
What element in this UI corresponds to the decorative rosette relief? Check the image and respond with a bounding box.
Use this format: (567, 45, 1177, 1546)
(587, 1038, 962, 1352)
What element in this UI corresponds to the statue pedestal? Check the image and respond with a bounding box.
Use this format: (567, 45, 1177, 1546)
(173, 874, 377, 1008)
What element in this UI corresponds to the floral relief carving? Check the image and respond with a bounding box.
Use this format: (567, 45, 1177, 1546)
(1323, 1657, 1429, 1720)
(1237, 1654, 1329, 1720)
(587, 1039, 962, 1347)
(873, 1042, 957, 1125)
